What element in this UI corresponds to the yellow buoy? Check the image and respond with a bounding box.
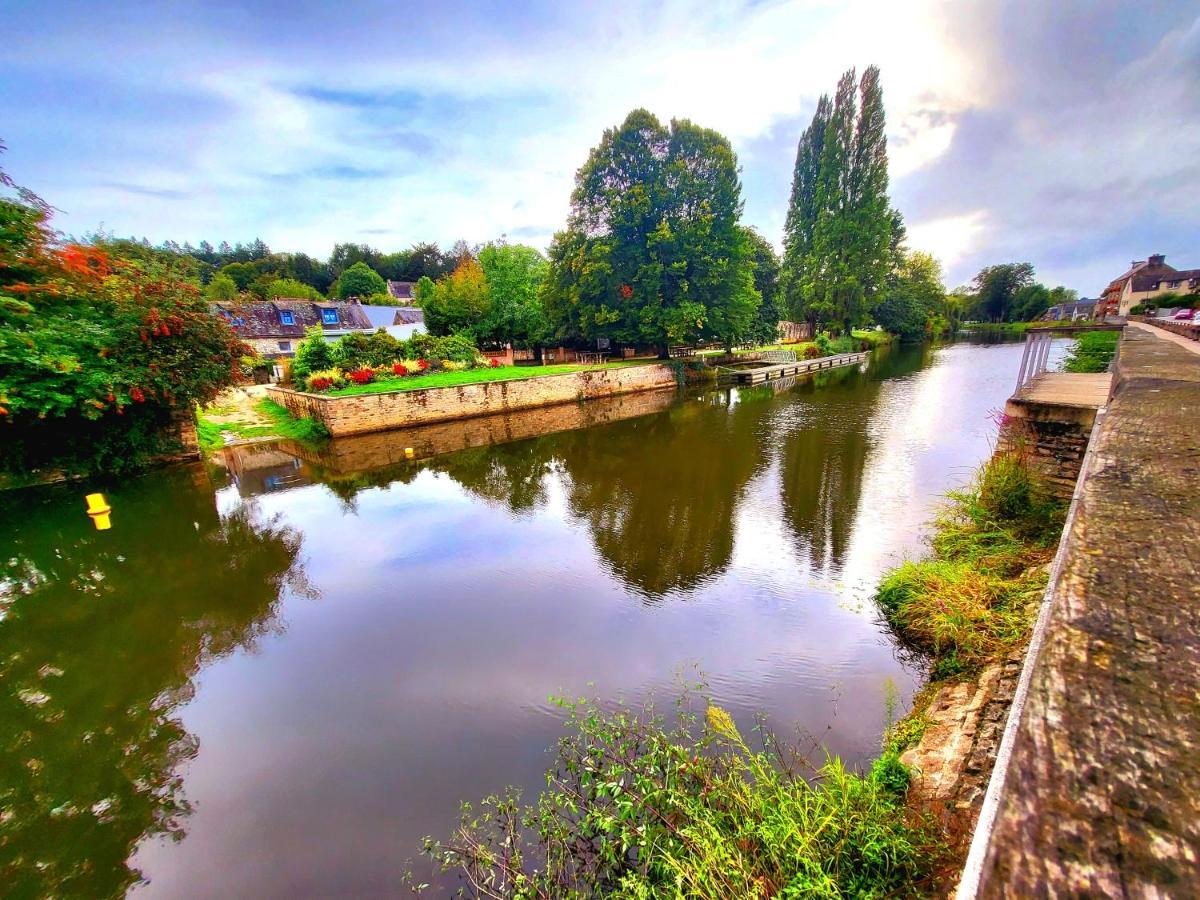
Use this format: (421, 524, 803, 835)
(404, 447, 415, 458)
(85, 493, 113, 531)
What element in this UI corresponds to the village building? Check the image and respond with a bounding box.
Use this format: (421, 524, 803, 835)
(1041, 297, 1098, 322)
(1098, 254, 1200, 317)
(386, 280, 417, 304)
(361, 305, 426, 340)
(212, 298, 374, 358)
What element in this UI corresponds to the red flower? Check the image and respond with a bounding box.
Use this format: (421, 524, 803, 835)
(393, 363, 408, 376)
(619, 283, 634, 299)
(417, 359, 429, 370)
(489, 357, 500, 368)
(129, 387, 146, 403)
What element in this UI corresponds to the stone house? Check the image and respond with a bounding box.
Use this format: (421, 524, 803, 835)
(213, 298, 374, 358)
(386, 280, 417, 304)
(361, 305, 426, 341)
(1099, 254, 1200, 317)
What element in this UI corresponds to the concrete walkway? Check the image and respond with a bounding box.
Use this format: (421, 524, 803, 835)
(1129, 318, 1200, 356)
(967, 325, 1200, 896)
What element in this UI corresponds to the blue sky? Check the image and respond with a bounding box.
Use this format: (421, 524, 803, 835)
(3, 0, 1198, 293)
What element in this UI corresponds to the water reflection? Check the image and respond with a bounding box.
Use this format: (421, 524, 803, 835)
(778, 346, 931, 576)
(0, 339, 1035, 896)
(0, 469, 309, 896)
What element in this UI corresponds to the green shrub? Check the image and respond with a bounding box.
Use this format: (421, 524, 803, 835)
(291, 326, 335, 379)
(1062, 330, 1119, 374)
(416, 697, 944, 898)
(875, 453, 1064, 678)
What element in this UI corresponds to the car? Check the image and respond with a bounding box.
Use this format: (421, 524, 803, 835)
(1172, 308, 1196, 320)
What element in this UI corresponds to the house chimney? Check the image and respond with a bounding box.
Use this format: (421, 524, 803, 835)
(1149, 253, 1166, 268)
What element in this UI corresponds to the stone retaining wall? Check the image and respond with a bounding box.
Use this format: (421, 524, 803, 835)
(266, 364, 679, 436)
(1129, 315, 1200, 341)
(996, 401, 1097, 500)
(963, 325, 1200, 897)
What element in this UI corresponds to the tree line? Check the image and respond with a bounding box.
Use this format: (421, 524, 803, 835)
(98, 63, 1076, 356)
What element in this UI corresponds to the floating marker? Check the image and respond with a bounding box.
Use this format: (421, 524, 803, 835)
(85, 492, 112, 531)
(404, 447, 415, 458)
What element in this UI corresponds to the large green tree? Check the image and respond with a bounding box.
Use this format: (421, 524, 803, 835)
(476, 243, 551, 350)
(874, 250, 946, 340)
(334, 260, 387, 299)
(414, 258, 491, 336)
(743, 227, 782, 346)
(971, 262, 1036, 322)
(543, 109, 759, 356)
(781, 66, 896, 334)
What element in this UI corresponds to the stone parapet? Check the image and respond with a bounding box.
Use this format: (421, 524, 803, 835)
(965, 325, 1200, 897)
(266, 364, 679, 436)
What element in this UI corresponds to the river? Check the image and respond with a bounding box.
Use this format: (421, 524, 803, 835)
(0, 338, 1066, 897)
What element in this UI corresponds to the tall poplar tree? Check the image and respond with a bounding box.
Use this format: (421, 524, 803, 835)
(781, 65, 896, 334)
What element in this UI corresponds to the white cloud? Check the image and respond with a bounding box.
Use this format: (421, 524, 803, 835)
(906, 210, 988, 275)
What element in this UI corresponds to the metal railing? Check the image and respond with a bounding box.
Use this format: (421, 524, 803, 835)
(1014, 330, 1055, 394)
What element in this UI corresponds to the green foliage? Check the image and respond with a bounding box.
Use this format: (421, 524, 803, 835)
(415, 258, 492, 337)
(196, 418, 225, 453)
(267, 278, 322, 301)
(743, 227, 782, 346)
(406, 331, 479, 363)
(204, 273, 239, 301)
(291, 326, 335, 379)
(476, 242, 551, 349)
(781, 66, 896, 334)
(219, 261, 258, 291)
(1062, 330, 1119, 373)
(875, 453, 1065, 678)
(334, 261, 387, 299)
(875, 251, 946, 340)
(542, 109, 760, 355)
(333, 329, 404, 369)
(417, 696, 944, 898)
(0, 169, 245, 476)
(254, 399, 328, 442)
(969, 263, 1035, 322)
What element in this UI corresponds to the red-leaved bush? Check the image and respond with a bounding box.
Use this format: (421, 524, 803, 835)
(417, 359, 430, 370)
(393, 363, 408, 376)
(309, 377, 333, 391)
(348, 368, 374, 385)
(489, 358, 501, 368)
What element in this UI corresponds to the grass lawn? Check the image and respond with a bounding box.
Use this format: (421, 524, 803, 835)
(321, 360, 650, 396)
(197, 396, 328, 451)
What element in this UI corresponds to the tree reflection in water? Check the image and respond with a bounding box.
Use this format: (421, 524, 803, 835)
(0, 467, 310, 897)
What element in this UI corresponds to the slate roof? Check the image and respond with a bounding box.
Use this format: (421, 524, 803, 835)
(1130, 269, 1200, 293)
(212, 299, 373, 339)
(387, 280, 416, 301)
(361, 305, 425, 329)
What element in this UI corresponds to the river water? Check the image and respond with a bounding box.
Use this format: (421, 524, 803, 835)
(0, 338, 1063, 897)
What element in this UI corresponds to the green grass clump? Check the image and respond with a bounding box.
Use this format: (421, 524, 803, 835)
(853, 329, 895, 348)
(253, 399, 329, 442)
(324, 361, 647, 396)
(875, 453, 1065, 679)
(1062, 330, 1119, 373)
(196, 418, 225, 453)
(416, 697, 946, 898)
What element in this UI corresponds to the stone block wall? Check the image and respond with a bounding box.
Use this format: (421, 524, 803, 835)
(998, 400, 1098, 500)
(266, 364, 679, 436)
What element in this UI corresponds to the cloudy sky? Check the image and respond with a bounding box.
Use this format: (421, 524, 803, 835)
(3, 0, 1198, 293)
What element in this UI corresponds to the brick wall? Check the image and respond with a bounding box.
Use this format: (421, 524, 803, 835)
(266, 364, 679, 436)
